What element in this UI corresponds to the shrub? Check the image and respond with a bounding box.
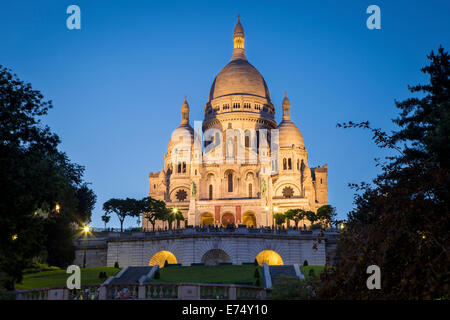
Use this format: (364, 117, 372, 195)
(114, 262, 119, 268)
(254, 268, 260, 278)
(164, 260, 169, 268)
(268, 275, 321, 300)
(309, 269, 315, 277)
(153, 270, 160, 279)
(254, 258, 258, 266)
(303, 260, 308, 267)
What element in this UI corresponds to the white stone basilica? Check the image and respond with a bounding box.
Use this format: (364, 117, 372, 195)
(143, 17, 328, 230)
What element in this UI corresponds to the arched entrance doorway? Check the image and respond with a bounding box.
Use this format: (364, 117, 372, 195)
(255, 250, 283, 266)
(200, 213, 214, 227)
(243, 212, 256, 227)
(221, 212, 235, 227)
(201, 249, 231, 266)
(149, 251, 177, 268)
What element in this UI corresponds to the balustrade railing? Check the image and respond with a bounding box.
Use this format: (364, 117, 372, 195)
(17, 283, 265, 300)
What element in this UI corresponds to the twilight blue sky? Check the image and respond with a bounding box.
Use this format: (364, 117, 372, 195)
(1, 1, 449, 228)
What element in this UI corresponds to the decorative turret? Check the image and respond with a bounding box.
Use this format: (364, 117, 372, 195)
(232, 15, 246, 61)
(277, 92, 305, 148)
(181, 96, 189, 125)
(282, 91, 291, 121)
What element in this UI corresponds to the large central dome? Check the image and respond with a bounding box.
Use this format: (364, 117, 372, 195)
(208, 17, 271, 103)
(208, 58, 271, 101)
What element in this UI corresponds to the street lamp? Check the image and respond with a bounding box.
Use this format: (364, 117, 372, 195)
(82, 224, 90, 268)
(264, 205, 278, 228)
(55, 203, 60, 213)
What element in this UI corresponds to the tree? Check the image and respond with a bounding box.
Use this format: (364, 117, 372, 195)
(273, 213, 286, 229)
(304, 211, 317, 226)
(74, 183, 96, 225)
(284, 209, 296, 228)
(141, 197, 168, 231)
(164, 210, 176, 230)
(316, 205, 336, 229)
(286, 209, 305, 229)
(101, 213, 110, 229)
(174, 211, 185, 229)
(320, 47, 450, 299)
(0, 65, 86, 290)
(103, 198, 140, 232)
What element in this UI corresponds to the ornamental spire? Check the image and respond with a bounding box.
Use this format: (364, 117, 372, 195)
(181, 96, 189, 125)
(282, 91, 291, 121)
(232, 15, 246, 61)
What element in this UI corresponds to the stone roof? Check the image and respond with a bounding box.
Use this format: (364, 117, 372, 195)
(209, 58, 271, 101)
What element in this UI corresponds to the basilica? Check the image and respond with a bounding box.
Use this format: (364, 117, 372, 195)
(143, 18, 328, 230)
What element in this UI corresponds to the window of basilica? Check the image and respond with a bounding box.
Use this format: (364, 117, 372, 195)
(282, 186, 294, 198)
(175, 189, 187, 201)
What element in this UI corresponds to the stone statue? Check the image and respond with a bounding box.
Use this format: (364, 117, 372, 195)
(191, 181, 197, 196)
(260, 178, 266, 196)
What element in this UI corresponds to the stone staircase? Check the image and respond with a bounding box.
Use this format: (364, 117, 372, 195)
(269, 265, 298, 284)
(106, 266, 155, 285)
(262, 264, 304, 289)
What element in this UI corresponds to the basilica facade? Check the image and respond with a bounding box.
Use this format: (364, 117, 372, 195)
(143, 18, 328, 230)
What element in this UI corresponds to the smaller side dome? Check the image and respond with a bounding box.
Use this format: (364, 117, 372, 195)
(277, 121, 305, 148)
(277, 93, 305, 148)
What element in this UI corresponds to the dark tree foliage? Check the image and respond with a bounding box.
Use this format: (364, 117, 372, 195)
(140, 197, 171, 230)
(74, 183, 96, 224)
(103, 198, 141, 232)
(0, 65, 87, 287)
(42, 216, 76, 268)
(320, 47, 450, 299)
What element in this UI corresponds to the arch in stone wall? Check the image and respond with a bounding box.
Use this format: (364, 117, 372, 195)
(221, 212, 235, 227)
(274, 183, 301, 198)
(149, 251, 177, 268)
(201, 249, 231, 266)
(200, 212, 214, 226)
(255, 250, 284, 266)
(243, 212, 256, 227)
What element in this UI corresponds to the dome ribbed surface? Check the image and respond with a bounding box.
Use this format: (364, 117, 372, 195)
(209, 59, 270, 101)
(277, 120, 305, 148)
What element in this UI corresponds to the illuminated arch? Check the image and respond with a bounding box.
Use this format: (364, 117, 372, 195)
(243, 212, 256, 227)
(201, 249, 231, 266)
(200, 212, 214, 226)
(149, 251, 177, 268)
(221, 212, 235, 227)
(256, 250, 283, 266)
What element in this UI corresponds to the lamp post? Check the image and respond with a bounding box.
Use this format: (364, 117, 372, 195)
(265, 205, 278, 229)
(82, 224, 90, 268)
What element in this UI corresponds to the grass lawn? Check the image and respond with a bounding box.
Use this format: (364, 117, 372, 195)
(300, 266, 325, 279)
(16, 267, 120, 290)
(152, 265, 261, 285)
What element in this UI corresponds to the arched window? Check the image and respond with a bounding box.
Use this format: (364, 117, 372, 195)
(209, 184, 213, 200)
(283, 158, 287, 170)
(248, 183, 252, 198)
(256, 130, 260, 150)
(288, 158, 292, 170)
(244, 130, 252, 148)
(297, 159, 300, 170)
(182, 162, 186, 173)
(228, 173, 233, 192)
(227, 138, 234, 158)
(177, 162, 182, 173)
